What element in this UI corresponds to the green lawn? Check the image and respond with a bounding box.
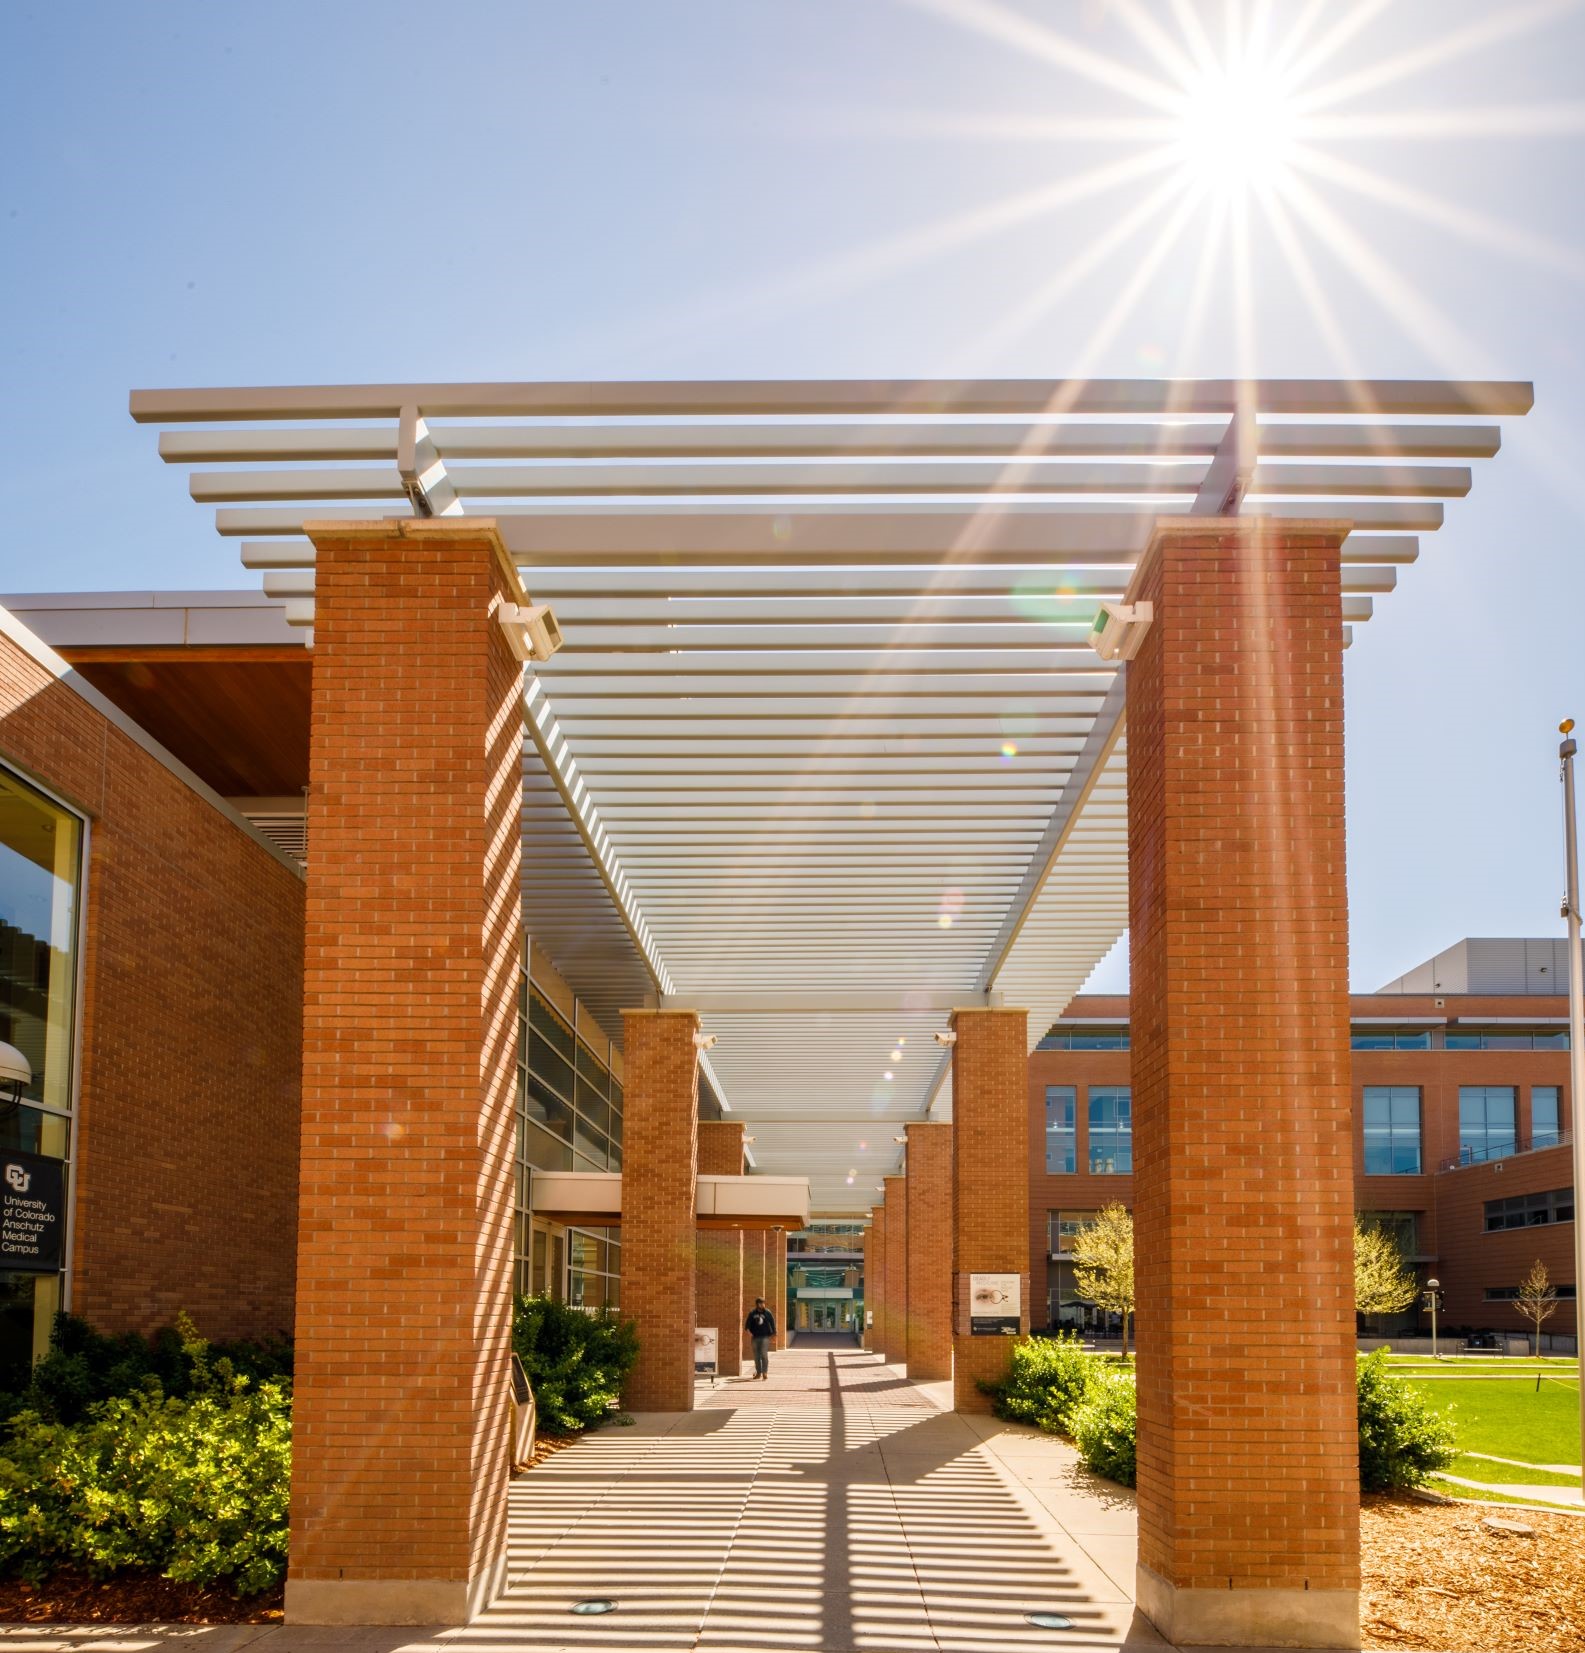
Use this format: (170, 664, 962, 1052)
(1427, 1478, 1582, 1512)
(1446, 1452, 1580, 1487)
(1407, 1376, 1581, 1466)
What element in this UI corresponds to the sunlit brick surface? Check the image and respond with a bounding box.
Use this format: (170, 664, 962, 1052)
(950, 1008, 1030, 1412)
(869, 1202, 889, 1361)
(291, 520, 523, 1594)
(883, 1172, 908, 1376)
(1128, 518, 1359, 1596)
(696, 1120, 746, 1378)
(621, 1009, 701, 1411)
(905, 1121, 953, 1381)
(0, 631, 303, 1340)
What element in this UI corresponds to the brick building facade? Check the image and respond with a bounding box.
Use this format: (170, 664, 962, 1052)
(1031, 975, 1578, 1343)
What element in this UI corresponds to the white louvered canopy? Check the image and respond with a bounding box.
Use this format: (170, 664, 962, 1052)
(130, 378, 1531, 1213)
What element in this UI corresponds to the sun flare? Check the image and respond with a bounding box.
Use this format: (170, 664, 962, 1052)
(1173, 57, 1297, 196)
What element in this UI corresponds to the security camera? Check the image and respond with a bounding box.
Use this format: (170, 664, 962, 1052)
(1090, 600, 1153, 663)
(498, 602, 564, 663)
(0, 1041, 31, 1114)
(693, 1031, 718, 1051)
(933, 1030, 957, 1047)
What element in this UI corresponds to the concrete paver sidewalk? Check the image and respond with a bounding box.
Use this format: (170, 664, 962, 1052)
(0, 1350, 1304, 1652)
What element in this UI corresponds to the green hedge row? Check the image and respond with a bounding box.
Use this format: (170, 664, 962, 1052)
(984, 1337, 1456, 1492)
(0, 1297, 640, 1599)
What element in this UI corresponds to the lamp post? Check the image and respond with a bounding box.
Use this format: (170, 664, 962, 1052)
(1425, 1277, 1441, 1362)
(1557, 720, 1585, 1488)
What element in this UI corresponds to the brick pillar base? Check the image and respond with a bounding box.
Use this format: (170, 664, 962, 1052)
(869, 1203, 889, 1360)
(773, 1228, 788, 1349)
(1129, 518, 1359, 1650)
(288, 519, 522, 1625)
(884, 1173, 908, 1371)
(951, 1008, 1029, 1412)
(905, 1122, 953, 1381)
(620, 1010, 700, 1411)
(697, 1121, 745, 1377)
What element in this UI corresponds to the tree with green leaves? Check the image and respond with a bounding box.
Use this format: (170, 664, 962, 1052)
(1353, 1218, 1419, 1320)
(1070, 1203, 1135, 1359)
(1514, 1258, 1558, 1357)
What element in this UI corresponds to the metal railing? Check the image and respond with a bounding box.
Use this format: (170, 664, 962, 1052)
(1438, 1128, 1572, 1173)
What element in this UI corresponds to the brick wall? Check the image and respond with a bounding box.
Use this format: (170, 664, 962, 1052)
(883, 1172, 908, 1369)
(288, 520, 522, 1617)
(743, 1227, 767, 1360)
(0, 625, 304, 1339)
(620, 1008, 699, 1410)
(870, 1203, 888, 1359)
(905, 1121, 952, 1380)
(1030, 991, 1576, 1340)
(696, 1120, 745, 1376)
(1434, 1145, 1577, 1336)
(1127, 519, 1358, 1616)
(951, 1008, 1029, 1410)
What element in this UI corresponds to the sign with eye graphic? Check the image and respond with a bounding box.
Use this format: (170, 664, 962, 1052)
(969, 1272, 1021, 1336)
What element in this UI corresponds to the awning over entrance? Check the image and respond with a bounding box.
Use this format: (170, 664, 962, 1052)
(129, 377, 1531, 1213)
(528, 1169, 811, 1229)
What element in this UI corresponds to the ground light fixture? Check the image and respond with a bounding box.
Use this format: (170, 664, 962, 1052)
(0, 1042, 30, 1117)
(570, 1598, 616, 1616)
(1025, 1611, 1076, 1630)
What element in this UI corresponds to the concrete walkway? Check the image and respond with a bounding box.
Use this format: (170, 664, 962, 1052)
(0, 1350, 1192, 1651)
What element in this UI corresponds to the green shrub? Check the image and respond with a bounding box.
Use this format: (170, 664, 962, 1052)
(512, 1296, 639, 1434)
(3, 1312, 292, 1427)
(1069, 1370, 1138, 1487)
(982, 1333, 1098, 1435)
(0, 1318, 290, 1596)
(1356, 1348, 1456, 1491)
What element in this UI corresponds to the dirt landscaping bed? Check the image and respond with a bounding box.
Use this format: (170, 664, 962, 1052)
(1363, 1491, 1585, 1651)
(0, 1568, 283, 1625)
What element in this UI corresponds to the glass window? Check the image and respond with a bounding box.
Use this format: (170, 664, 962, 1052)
(1484, 1187, 1575, 1232)
(1362, 1086, 1422, 1175)
(1360, 1211, 1418, 1255)
(1049, 1210, 1097, 1253)
(1459, 1086, 1517, 1165)
(1533, 1086, 1562, 1149)
(1088, 1086, 1132, 1174)
(1038, 1028, 1130, 1050)
(1045, 1086, 1076, 1174)
(0, 766, 84, 1392)
(1351, 1029, 1432, 1050)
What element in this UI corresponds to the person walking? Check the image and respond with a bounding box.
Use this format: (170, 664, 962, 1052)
(744, 1297, 776, 1380)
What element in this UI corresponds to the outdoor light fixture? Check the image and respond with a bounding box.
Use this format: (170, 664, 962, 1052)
(1090, 600, 1154, 663)
(693, 1031, 718, 1051)
(0, 1042, 30, 1117)
(498, 601, 564, 664)
(893, 1135, 907, 1144)
(933, 1030, 957, 1047)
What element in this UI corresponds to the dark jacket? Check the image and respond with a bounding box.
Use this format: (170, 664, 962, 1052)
(745, 1308, 775, 1338)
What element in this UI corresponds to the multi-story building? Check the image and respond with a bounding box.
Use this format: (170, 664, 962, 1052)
(1029, 937, 1578, 1344)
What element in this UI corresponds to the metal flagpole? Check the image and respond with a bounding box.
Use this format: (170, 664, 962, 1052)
(1557, 719, 1585, 1492)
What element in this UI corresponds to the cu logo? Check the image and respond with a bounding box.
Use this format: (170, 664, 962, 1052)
(4, 1164, 29, 1195)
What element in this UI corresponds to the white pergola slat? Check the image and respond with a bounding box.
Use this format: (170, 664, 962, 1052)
(131, 378, 1530, 1213)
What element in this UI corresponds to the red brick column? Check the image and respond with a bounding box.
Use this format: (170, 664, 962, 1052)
(289, 519, 522, 1625)
(1128, 518, 1358, 1650)
(869, 1203, 889, 1359)
(773, 1228, 789, 1350)
(620, 1009, 700, 1412)
(742, 1228, 767, 1362)
(696, 1121, 745, 1378)
(951, 1008, 1029, 1411)
(884, 1173, 909, 1370)
(905, 1121, 953, 1381)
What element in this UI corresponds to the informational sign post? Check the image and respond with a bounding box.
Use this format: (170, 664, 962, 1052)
(694, 1326, 719, 1378)
(969, 1273, 1021, 1336)
(1, 1150, 65, 1275)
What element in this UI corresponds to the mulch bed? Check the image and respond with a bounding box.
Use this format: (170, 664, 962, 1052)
(1363, 1491, 1585, 1651)
(0, 1568, 283, 1625)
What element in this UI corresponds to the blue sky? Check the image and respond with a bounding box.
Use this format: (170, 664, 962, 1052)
(2, 0, 1583, 992)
